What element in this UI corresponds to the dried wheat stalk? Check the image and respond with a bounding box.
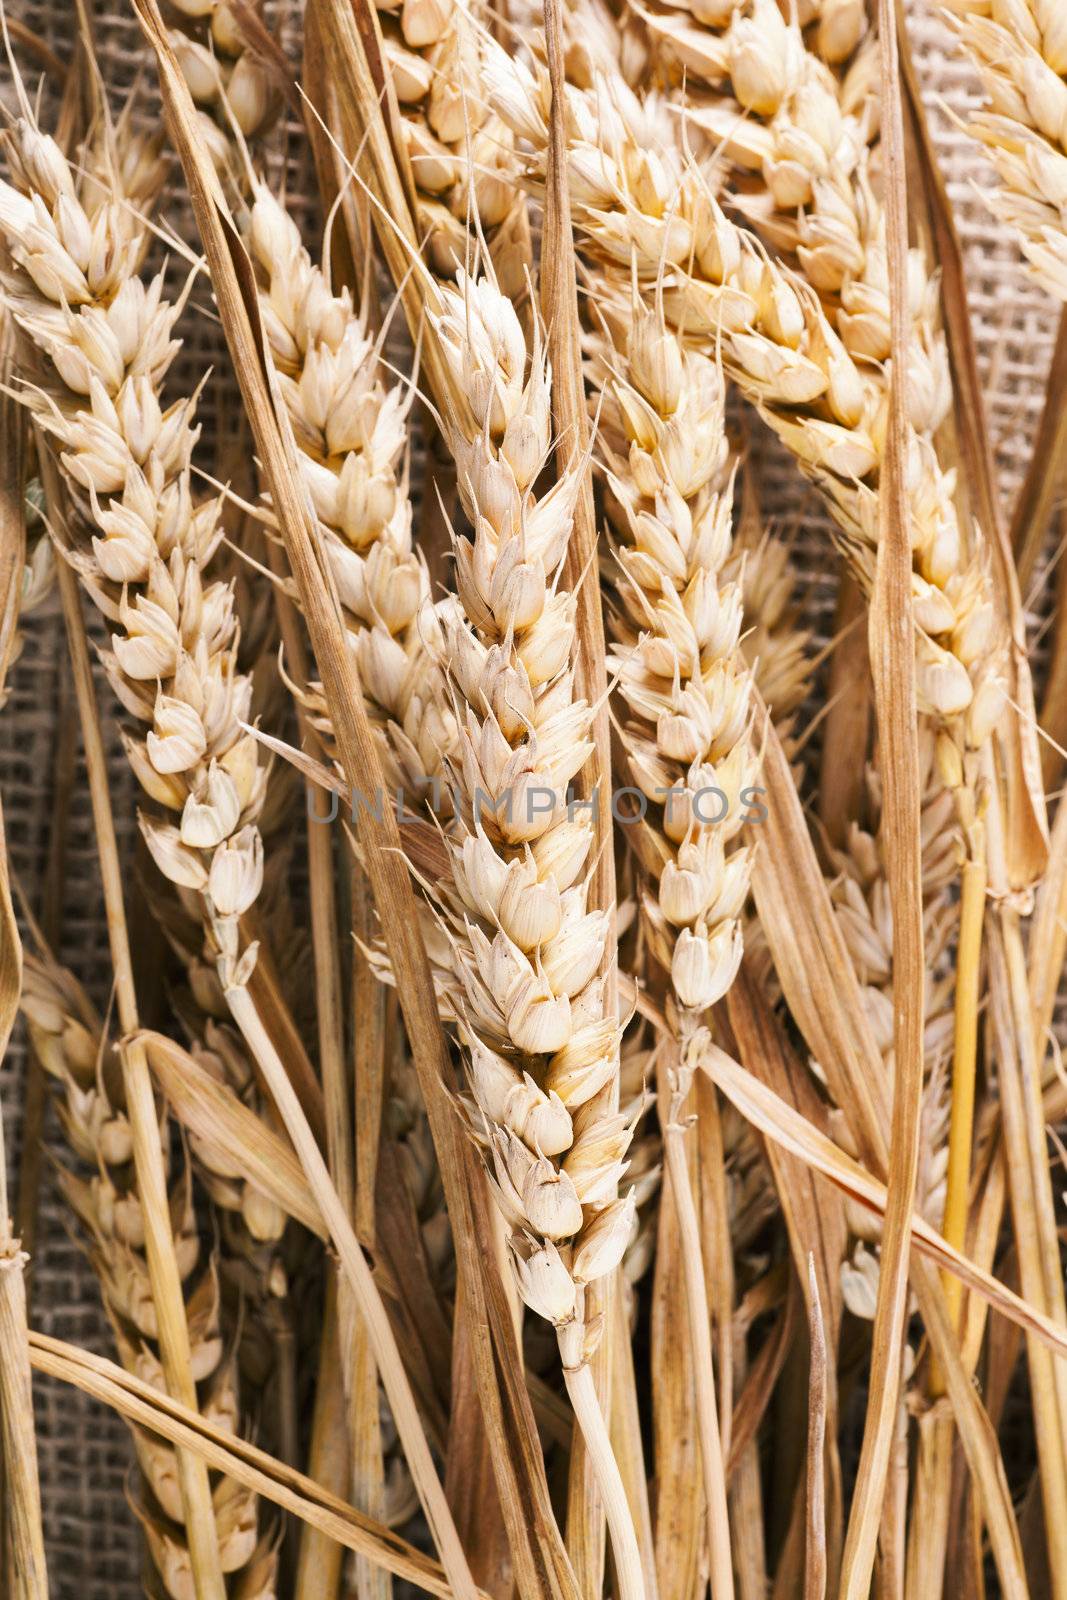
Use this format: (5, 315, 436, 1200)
(950, 0, 1067, 302)
(0, 316, 47, 1599)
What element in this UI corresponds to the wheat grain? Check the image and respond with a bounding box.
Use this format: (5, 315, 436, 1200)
(20, 950, 275, 1600)
(950, 0, 1067, 301)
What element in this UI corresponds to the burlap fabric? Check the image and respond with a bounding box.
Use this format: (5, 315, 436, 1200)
(0, 2, 1060, 1593)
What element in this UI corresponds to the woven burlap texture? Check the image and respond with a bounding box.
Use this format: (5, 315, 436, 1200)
(0, 2, 1060, 1594)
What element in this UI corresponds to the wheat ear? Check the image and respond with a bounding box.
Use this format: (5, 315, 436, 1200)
(596, 304, 757, 1598)
(245, 182, 456, 802)
(396, 263, 644, 1600)
(601, 310, 753, 1029)
(20, 951, 275, 1600)
(0, 117, 268, 973)
(726, 528, 810, 724)
(950, 0, 1067, 302)
(484, 49, 1008, 760)
(829, 747, 960, 1277)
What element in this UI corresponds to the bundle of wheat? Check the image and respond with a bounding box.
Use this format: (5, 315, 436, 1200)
(2, 8, 1066, 1600)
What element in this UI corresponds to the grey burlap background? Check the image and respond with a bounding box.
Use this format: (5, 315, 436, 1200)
(0, 2, 1060, 1593)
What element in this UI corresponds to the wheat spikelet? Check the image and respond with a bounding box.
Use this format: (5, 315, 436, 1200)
(950, 0, 1067, 301)
(20, 951, 275, 1600)
(372, 0, 529, 290)
(166, 0, 278, 162)
(484, 47, 1008, 759)
(0, 117, 268, 970)
(245, 183, 456, 806)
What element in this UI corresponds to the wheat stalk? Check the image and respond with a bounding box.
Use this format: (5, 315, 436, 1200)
(950, 0, 1067, 302)
(484, 48, 1008, 760)
(0, 116, 268, 976)
(0, 315, 47, 1597)
(20, 950, 275, 1600)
